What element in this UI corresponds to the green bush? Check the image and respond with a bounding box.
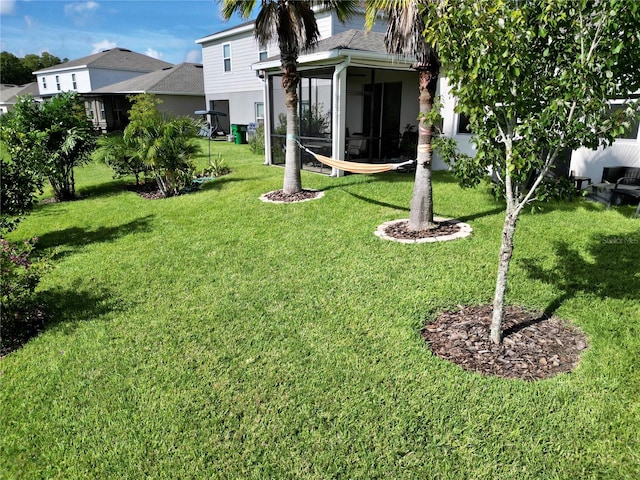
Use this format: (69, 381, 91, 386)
(198, 153, 230, 177)
(1, 237, 50, 353)
(248, 124, 265, 154)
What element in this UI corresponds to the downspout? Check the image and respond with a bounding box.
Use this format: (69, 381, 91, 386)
(331, 54, 350, 177)
(262, 72, 272, 165)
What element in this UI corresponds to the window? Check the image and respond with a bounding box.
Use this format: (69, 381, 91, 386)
(72, 74, 77, 90)
(42, 77, 47, 89)
(223, 44, 231, 72)
(98, 100, 106, 120)
(256, 49, 268, 77)
(457, 112, 472, 134)
(55, 75, 61, 91)
(255, 102, 264, 125)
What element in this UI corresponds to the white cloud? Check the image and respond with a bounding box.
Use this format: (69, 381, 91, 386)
(64, 1, 100, 15)
(144, 48, 163, 60)
(64, 1, 100, 25)
(185, 49, 201, 63)
(24, 15, 33, 28)
(0, 0, 16, 15)
(92, 39, 117, 53)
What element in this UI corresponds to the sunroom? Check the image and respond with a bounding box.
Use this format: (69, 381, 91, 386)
(253, 30, 429, 176)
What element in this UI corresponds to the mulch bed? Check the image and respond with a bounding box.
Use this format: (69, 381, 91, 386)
(384, 220, 461, 240)
(262, 189, 322, 203)
(126, 182, 166, 200)
(422, 305, 588, 381)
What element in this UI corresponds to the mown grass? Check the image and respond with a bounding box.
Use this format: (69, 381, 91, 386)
(2, 139, 639, 479)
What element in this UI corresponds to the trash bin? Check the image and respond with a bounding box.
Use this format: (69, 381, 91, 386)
(231, 124, 248, 144)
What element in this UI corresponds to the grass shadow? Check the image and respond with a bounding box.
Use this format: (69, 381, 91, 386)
(1, 284, 124, 356)
(341, 189, 409, 212)
(519, 231, 640, 315)
(195, 176, 256, 192)
(77, 179, 131, 199)
(36, 215, 155, 259)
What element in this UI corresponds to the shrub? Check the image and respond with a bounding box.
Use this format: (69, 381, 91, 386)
(125, 95, 202, 197)
(1, 93, 96, 202)
(199, 153, 230, 178)
(248, 124, 265, 154)
(1, 237, 50, 353)
(93, 132, 150, 185)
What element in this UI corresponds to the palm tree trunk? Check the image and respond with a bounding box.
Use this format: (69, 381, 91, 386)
(281, 52, 302, 195)
(408, 69, 438, 231)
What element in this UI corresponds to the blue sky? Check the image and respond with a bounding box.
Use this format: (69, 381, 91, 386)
(0, 0, 249, 64)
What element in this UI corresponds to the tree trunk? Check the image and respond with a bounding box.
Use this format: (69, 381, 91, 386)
(281, 51, 302, 195)
(490, 210, 518, 344)
(408, 68, 438, 231)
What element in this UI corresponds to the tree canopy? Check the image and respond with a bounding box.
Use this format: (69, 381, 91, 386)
(0, 51, 66, 85)
(424, 0, 640, 343)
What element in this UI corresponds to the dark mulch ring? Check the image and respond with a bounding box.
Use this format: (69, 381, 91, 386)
(422, 305, 588, 381)
(126, 182, 166, 200)
(263, 189, 322, 203)
(385, 220, 461, 240)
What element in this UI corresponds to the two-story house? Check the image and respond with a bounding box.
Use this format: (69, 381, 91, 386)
(33, 48, 173, 132)
(196, 9, 428, 175)
(198, 10, 638, 180)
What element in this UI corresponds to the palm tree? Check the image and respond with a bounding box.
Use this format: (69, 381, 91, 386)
(221, 0, 358, 194)
(366, 0, 441, 230)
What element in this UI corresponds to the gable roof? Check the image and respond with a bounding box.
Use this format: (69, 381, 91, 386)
(90, 63, 204, 96)
(33, 48, 172, 74)
(0, 82, 40, 104)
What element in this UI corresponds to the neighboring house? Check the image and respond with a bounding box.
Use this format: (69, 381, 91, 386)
(33, 48, 172, 96)
(0, 82, 40, 115)
(88, 63, 206, 132)
(33, 48, 173, 132)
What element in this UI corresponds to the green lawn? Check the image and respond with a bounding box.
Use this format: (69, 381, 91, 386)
(2, 140, 639, 479)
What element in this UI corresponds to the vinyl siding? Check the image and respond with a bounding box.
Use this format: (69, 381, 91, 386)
(201, 33, 268, 96)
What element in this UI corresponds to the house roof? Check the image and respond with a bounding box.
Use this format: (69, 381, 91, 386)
(311, 29, 388, 54)
(255, 29, 414, 71)
(195, 20, 256, 44)
(0, 82, 40, 104)
(90, 63, 204, 96)
(33, 48, 172, 74)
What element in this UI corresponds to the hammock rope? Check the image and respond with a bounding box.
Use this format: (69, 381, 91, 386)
(295, 140, 414, 175)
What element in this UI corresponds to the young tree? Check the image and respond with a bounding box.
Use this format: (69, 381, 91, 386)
(220, 0, 358, 194)
(3, 92, 96, 201)
(424, 0, 640, 343)
(365, 0, 441, 231)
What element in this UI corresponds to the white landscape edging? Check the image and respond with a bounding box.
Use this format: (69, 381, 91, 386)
(374, 217, 473, 244)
